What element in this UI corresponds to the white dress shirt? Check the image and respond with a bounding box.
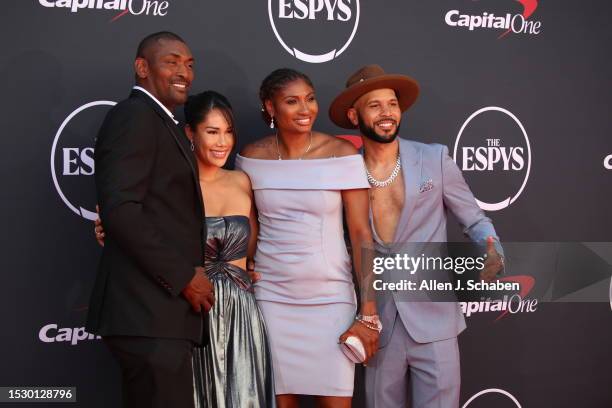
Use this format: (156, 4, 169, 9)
(132, 85, 179, 125)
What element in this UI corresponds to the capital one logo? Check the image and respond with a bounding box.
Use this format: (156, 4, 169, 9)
(461, 275, 537, 321)
(39, 0, 170, 22)
(445, 0, 542, 39)
(462, 388, 521, 408)
(50, 101, 116, 221)
(39, 323, 101, 346)
(268, 0, 360, 63)
(453, 107, 531, 212)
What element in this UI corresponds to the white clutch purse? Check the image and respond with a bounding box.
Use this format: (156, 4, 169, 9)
(340, 335, 366, 363)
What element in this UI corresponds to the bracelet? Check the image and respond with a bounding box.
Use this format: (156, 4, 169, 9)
(356, 319, 379, 332)
(355, 314, 382, 333)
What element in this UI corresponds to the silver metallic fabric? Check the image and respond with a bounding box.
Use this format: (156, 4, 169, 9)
(193, 216, 275, 408)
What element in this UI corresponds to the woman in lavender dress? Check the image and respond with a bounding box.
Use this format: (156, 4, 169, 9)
(237, 69, 379, 408)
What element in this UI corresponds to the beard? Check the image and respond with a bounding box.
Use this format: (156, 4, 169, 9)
(357, 113, 400, 144)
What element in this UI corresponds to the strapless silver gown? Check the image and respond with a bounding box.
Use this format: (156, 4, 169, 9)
(193, 216, 275, 408)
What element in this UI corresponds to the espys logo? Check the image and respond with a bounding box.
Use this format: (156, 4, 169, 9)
(609, 277, 612, 311)
(604, 154, 612, 170)
(268, 0, 360, 63)
(445, 0, 542, 39)
(460, 275, 537, 321)
(39, 323, 101, 346)
(453, 106, 532, 212)
(51, 101, 116, 221)
(462, 388, 522, 408)
(38, 0, 170, 22)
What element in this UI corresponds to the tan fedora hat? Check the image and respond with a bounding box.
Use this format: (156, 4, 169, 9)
(329, 64, 419, 129)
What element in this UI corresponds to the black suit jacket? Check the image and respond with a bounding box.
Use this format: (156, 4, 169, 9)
(86, 89, 207, 344)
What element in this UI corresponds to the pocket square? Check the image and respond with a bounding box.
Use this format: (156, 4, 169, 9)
(419, 179, 434, 193)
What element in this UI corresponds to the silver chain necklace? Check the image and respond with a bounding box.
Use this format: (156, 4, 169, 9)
(365, 155, 402, 188)
(276, 132, 313, 160)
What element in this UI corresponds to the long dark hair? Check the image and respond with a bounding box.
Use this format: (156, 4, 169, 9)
(258, 68, 314, 126)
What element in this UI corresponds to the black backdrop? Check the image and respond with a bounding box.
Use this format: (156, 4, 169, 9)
(2, 1, 611, 407)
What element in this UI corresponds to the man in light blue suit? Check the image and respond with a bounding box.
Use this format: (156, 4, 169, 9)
(329, 65, 504, 408)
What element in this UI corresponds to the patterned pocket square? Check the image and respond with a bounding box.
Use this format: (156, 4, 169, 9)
(419, 178, 434, 193)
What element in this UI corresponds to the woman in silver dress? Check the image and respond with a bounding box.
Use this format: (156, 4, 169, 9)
(96, 91, 275, 408)
(184, 91, 275, 408)
(237, 69, 380, 408)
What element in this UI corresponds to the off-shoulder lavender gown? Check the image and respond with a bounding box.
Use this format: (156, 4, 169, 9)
(235, 154, 370, 396)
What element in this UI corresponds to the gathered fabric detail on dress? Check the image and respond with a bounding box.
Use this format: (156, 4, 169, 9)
(204, 216, 251, 291)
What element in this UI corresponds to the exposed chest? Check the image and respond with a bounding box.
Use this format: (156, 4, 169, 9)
(370, 173, 405, 243)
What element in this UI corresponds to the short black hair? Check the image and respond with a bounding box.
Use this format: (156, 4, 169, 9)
(136, 31, 185, 59)
(259, 68, 314, 126)
(184, 90, 237, 143)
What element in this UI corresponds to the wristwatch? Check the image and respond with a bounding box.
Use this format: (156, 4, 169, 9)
(356, 314, 382, 333)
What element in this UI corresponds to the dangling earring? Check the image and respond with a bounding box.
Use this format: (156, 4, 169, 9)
(270, 116, 275, 129)
(190, 140, 194, 151)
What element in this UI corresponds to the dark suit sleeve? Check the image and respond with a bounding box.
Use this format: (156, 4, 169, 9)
(95, 103, 195, 296)
(440, 145, 504, 256)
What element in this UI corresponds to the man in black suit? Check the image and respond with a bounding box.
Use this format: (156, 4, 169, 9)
(86, 32, 214, 408)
